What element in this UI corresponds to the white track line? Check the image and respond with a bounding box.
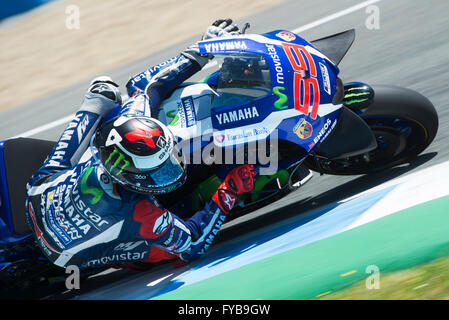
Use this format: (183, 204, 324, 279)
(292, 0, 382, 34)
(146, 273, 174, 287)
(12, 0, 382, 139)
(13, 113, 76, 138)
(11, 94, 130, 139)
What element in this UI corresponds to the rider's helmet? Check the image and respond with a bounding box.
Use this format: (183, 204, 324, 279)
(92, 115, 186, 194)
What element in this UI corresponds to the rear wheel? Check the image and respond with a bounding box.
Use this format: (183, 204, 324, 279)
(304, 85, 438, 175)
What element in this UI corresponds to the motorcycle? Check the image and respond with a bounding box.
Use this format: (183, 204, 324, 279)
(0, 28, 438, 297)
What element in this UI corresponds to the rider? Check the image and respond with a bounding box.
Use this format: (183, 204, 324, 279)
(25, 19, 257, 270)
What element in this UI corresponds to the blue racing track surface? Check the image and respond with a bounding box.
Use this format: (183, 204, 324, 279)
(72, 185, 395, 299)
(62, 161, 449, 300)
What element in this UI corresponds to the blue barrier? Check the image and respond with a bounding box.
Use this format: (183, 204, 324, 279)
(0, 0, 56, 21)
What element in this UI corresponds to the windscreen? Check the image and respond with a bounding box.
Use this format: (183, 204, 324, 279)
(211, 53, 272, 109)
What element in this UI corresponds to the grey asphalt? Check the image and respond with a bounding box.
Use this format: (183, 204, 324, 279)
(2, 0, 448, 299)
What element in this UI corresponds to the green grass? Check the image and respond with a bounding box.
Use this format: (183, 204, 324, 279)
(155, 195, 449, 300)
(319, 256, 449, 300)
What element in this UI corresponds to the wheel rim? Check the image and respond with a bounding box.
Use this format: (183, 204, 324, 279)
(312, 116, 426, 173)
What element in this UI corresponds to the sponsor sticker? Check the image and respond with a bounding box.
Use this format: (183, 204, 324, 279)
(215, 134, 225, 143)
(214, 106, 260, 128)
(80, 166, 104, 205)
(308, 141, 316, 149)
(28, 202, 59, 256)
(204, 40, 248, 53)
(77, 114, 90, 143)
(313, 118, 337, 144)
(276, 31, 296, 42)
(46, 205, 71, 247)
(293, 118, 313, 139)
(214, 126, 270, 146)
(180, 96, 197, 128)
(86, 251, 149, 267)
(273, 86, 288, 109)
(105, 146, 131, 175)
(166, 109, 180, 126)
(114, 241, 146, 251)
(319, 62, 331, 95)
(153, 211, 173, 235)
(48, 113, 84, 167)
(265, 44, 285, 85)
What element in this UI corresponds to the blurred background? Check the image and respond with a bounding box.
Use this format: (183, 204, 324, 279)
(0, 0, 56, 20)
(0, 0, 281, 112)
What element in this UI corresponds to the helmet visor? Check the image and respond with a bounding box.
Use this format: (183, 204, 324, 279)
(91, 135, 186, 194)
(115, 148, 186, 194)
(149, 155, 184, 187)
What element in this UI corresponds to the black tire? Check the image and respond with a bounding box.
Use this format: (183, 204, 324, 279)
(304, 85, 438, 175)
(363, 85, 438, 156)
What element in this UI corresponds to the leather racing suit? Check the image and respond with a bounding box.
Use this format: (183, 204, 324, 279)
(25, 41, 255, 269)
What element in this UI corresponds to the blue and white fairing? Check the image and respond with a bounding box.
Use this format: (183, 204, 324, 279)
(194, 30, 343, 154)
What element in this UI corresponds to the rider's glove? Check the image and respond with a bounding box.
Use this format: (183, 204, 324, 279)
(81, 76, 122, 116)
(183, 19, 241, 68)
(87, 76, 122, 105)
(202, 19, 241, 40)
(212, 164, 257, 213)
(178, 165, 256, 262)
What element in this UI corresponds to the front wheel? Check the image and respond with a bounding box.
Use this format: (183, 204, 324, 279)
(304, 85, 438, 175)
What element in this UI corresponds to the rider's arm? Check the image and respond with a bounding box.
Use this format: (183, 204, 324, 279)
(143, 165, 257, 262)
(122, 19, 241, 118)
(123, 50, 209, 118)
(27, 79, 121, 186)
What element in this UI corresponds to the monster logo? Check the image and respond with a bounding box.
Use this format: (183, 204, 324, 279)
(105, 147, 130, 175)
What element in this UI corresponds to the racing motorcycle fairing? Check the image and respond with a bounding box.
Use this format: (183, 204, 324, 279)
(313, 106, 377, 160)
(310, 29, 356, 66)
(167, 31, 346, 158)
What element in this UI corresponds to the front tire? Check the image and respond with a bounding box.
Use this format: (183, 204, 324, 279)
(304, 85, 438, 175)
